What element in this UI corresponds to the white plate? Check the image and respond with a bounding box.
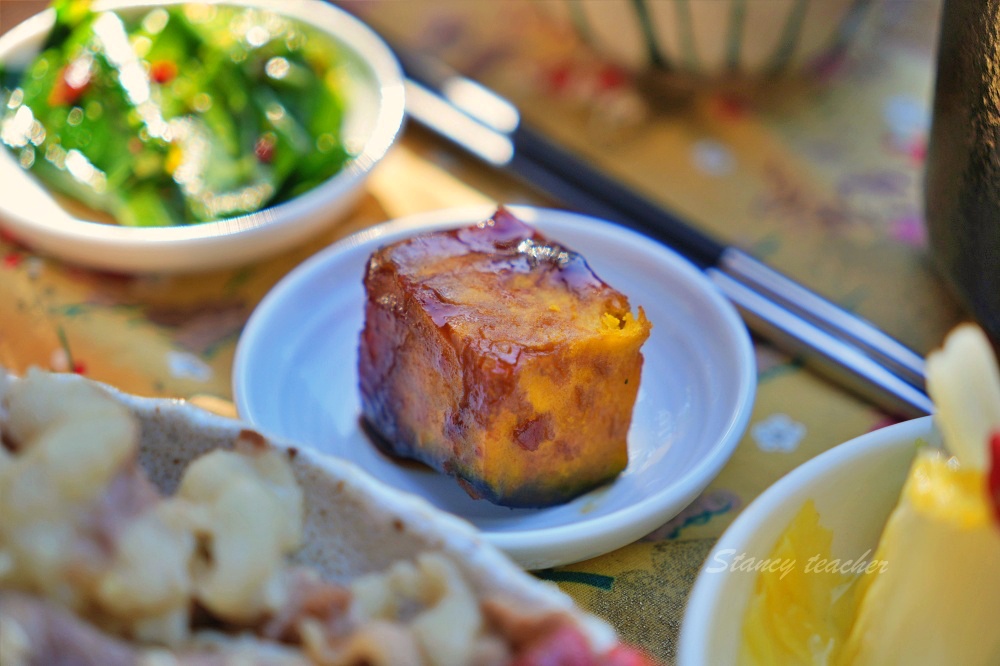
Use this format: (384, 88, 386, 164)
(233, 205, 756, 570)
(0, 0, 405, 273)
(678, 416, 937, 665)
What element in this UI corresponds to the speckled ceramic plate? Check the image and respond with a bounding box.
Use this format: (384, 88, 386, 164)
(234, 205, 756, 570)
(0, 368, 619, 653)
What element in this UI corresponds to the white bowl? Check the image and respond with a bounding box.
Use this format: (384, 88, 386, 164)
(0, 0, 405, 273)
(677, 416, 938, 665)
(537, 0, 874, 78)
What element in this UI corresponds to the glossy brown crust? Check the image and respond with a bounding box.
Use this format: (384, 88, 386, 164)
(357, 208, 651, 507)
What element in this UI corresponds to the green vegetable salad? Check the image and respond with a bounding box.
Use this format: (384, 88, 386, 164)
(0, 0, 353, 227)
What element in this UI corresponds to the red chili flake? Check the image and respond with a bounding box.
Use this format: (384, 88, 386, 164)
(596, 64, 627, 91)
(988, 430, 1000, 526)
(712, 94, 751, 121)
(3, 253, 23, 269)
(72, 360, 87, 375)
(150, 60, 178, 84)
(48, 64, 91, 106)
(545, 63, 573, 93)
(254, 133, 276, 164)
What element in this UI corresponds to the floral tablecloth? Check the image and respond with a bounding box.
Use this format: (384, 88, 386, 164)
(0, 0, 963, 662)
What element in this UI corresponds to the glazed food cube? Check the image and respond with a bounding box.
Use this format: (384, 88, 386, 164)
(358, 208, 651, 507)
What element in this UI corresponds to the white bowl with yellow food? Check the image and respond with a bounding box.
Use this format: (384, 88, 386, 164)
(678, 416, 934, 665)
(0, 0, 404, 273)
(679, 324, 1000, 666)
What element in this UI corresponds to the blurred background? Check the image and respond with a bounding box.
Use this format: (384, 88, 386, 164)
(0, 0, 965, 358)
(336, 0, 963, 357)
